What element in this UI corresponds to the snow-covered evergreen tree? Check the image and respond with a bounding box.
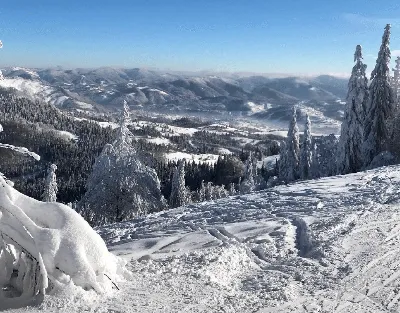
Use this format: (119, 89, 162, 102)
(205, 182, 214, 201)
(390, 56, 400, 157)
(279, 107, 300, 183)
(198, 180, 206, 202)
(169, 161, 189, 208)
(363, 24, 395, 167)
(240, 152, 256, 193)
(79, 102, 165, 225)
(42, 164, 58, 202)
(229, 182, 236, 196)
(311, 143, 320, 179)
(337, 45, 369, 174)
(300, 114, 313, 179)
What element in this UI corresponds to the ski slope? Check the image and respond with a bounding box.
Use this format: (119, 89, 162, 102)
(8, 165, 400, 312)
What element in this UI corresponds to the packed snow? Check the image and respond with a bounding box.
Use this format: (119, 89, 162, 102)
(52, 130, 78, 141)
(145, 137, 171, 145)
(6, 164, 400, 312)
(165, 152, 220, 164)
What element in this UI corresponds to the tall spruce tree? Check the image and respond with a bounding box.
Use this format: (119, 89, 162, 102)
(79, 102, 165, 225)
(42, 164, 58, 202)
(300, 114, 313, 179)
(310, 143, 320, 179)
(240, 152, 255, 193)
(363, 24, 395, 167)
(169, 161, 189, 208)
(337, 45, 369, 174)
(389, 56, 400, 157)
(279, 107, 300, 182)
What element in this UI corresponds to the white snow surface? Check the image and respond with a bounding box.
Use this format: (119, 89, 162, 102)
(9, 165, 400, 312)
(52, 130, 78, 141)
(0, 78, 51, 99)
(165, 152, 220, 164)
(145, 137, 171, 145)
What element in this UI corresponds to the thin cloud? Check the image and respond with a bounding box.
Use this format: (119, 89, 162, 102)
(342, 13, 400, 29)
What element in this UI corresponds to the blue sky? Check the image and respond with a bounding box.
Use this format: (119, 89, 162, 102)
(1, 0, 400, 75)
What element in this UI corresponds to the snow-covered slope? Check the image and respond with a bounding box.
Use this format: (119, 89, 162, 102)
(10, 165, 400, 312)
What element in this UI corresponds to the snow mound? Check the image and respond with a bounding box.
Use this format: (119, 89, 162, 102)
(0, 175, 129, 309)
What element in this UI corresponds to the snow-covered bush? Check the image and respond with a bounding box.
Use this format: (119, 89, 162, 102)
(169, 161, 190, 208)
(279, 107, 300, 183)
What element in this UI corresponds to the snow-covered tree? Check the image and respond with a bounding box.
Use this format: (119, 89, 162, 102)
(311, 143, 320, 179)
(213, 184, 228, 199)
(169, 161, 189, 208)
(42, 164, 58, 202)
(79, 103, 165, 225)
(390, 56, 400, 157)
(240, 152, 256, 193)
(205, 181, 214, 201)
(300, 114, 313, 179)
(229, 182, 236, 196)
(279, 107, 300, 183)
(198, 180, 206, 202)
(318, 134, 339, 177)
(337, 45, 369, 174)
(363, 24, 395, 167)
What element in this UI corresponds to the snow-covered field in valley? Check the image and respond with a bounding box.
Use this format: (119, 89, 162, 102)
(6, 165, 400, 312)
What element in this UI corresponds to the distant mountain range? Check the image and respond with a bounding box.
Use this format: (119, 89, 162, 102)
(0, 66, 348, 128)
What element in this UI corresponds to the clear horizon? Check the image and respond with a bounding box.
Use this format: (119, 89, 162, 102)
(1, 0, 400, 76)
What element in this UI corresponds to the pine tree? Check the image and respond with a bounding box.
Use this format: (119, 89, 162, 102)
(240, 152, 255, 193)
(198, 180, 206, 202)
(205, 182, 214, 201)
(363, 24, 395, 167)
(337, 45, 369, 174)
(42, 164, 58, 202)
(229, 182, 236, 196)
(300, 114, 313, 179)
(169, 161, 189, 208)
(390, 56, 400, 157)
(279, 107, 300, 182)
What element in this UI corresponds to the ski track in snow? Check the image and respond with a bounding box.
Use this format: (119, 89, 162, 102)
(9, 165, 400, 312)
